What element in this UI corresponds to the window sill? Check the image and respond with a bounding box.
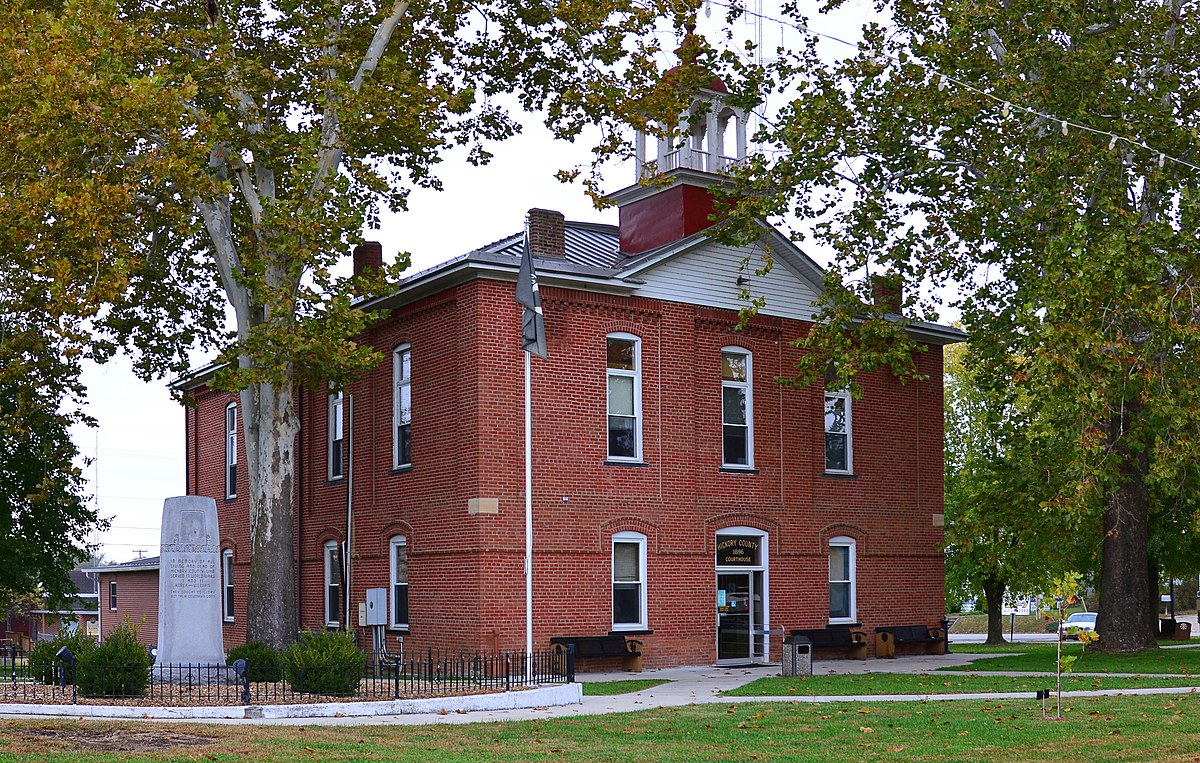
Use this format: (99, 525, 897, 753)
(609, 628, 653, 636)
(389, 465, 413, 475)
(388, 626, 411, 633)
(325, 477, 345, 485)
(720, 466, 759, 474)
(604, 459, 649, 467)
(823, 471, 857, 479)
(224, 496, 237, 503)
(829, 620, 860, 627)
(223, 618, 235, 624)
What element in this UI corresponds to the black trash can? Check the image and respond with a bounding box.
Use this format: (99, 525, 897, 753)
(1161, 618, 1177, 638)
(782, 635, 812, 677)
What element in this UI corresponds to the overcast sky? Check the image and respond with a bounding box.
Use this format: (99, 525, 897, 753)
(71, 2, 876, 563)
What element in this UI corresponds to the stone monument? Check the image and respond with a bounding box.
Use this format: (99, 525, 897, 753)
(155, 496, 226, 680)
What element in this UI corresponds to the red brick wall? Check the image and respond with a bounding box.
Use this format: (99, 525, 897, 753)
(98, 571, 160, 647)
(187, 276, 948, 667)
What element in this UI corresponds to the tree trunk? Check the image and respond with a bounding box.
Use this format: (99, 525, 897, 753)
(241, 377, 299, 650)
(1147, 557, 1161, 637)
(1095, 400, 1158, 653)
(982, 576, 1007, 645)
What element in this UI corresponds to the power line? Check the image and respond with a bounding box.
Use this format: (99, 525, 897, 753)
(709, 0, 1200, 175)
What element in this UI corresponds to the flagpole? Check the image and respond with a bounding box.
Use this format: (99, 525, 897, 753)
(524, 349, 533, 680)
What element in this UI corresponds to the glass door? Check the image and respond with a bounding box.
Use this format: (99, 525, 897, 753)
(716, 573, 752, 662)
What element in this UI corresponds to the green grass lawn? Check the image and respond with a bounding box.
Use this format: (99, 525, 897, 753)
(724, 672, 1198, 697)
(4, 694, 1200, 762)
(943, 642, 1200, 675)
(582, 679, 670, 696)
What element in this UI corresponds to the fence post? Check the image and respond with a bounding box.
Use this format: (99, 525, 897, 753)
(566, 644, 576, 684)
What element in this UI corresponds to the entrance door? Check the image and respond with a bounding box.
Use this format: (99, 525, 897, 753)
(716, 573, 752, 661)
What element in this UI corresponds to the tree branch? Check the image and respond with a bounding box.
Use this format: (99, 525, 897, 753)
(310, 0, 411, 199)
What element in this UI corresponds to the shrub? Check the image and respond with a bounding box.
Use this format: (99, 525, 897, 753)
(76, 622, 152, 697)
(283, 630, 365, 696)
(227, 641, 284, 683)
(28, 632, 96, 685)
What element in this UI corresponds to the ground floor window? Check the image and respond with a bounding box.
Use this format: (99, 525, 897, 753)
(222, 549, 234, 622)
(390, 536, 409, 629)
(612, 532, 647, 630)
(324, 541, 341, 627)
(829, 536, 856, 623)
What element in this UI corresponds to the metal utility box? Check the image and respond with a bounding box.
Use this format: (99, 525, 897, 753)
(782, 635, 813, 677)
(365, 588, 387, 626)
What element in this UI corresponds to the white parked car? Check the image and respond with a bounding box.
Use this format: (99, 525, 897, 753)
(1058, 612, 1097, 639)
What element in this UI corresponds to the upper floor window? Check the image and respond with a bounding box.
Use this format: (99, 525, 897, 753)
(393, 346, 412, 469)
(222, 549, 235, 622)
(721, 349, 752, 467)
(606, 334, 641, 461)
(829, 536, 856, 623)
(612, 532, 647, 630)
(324, 540, 341, 627)
(225, 403, 238, 498)
(390, 536, 409, 629)
(329, 388, 344, 480)
(824, 390, 852, 473)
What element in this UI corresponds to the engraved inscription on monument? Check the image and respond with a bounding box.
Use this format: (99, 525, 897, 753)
(155, 496, 226, 674)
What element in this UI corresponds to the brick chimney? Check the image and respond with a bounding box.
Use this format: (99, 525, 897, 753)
(353, 241, 383, 279)
(871, 273, 904, 314)
(526, 209, 566, 259)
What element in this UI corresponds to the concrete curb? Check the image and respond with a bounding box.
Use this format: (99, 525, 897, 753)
(0, 682, 582, 720)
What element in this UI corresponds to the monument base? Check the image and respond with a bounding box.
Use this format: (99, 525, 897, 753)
(153, 662, 241, 686)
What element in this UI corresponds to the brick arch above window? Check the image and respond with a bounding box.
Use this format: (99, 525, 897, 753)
(376, 521, 415, 557)
(600, 320, 652, 339)
(599, 517, 658, 553)
(704, 513, 780, 553)
(316, 528, 345, 547)
(819, 524, 868, 555)
(219, 539, 238, 558)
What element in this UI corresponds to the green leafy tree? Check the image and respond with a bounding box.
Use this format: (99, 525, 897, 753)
(714, 0, 1200, 652)
(0, 330, 102, 609)
(1, 0, 702, 648)
(943, 341, 1078, 644)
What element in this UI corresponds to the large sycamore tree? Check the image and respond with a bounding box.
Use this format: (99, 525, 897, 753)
(716, 1, 1200, 651)
(2, 0, 701, 648)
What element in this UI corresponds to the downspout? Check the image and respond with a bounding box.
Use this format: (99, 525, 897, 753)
(344, 394, 354, 635)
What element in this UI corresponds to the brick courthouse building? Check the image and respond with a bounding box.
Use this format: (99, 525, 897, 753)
(176, 85, 964, 669)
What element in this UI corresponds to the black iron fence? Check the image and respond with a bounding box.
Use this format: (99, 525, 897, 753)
(0, 647, 570, 706)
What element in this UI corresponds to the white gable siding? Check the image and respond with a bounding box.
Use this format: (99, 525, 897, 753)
(632, 242, 822, 321)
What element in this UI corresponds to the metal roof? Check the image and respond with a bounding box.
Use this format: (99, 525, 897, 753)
(486, 221, 622, 269)
(81, 556, 161, 573)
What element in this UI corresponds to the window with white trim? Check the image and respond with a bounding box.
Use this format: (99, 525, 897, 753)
(824, 390, 852, 473)
(612, 532, 647, 630)
(225, 403, 238, 498)
(108, 580, 117, 611)
(606, 334, 641, 461)
(721, 348, 752, 467)
(328, 388, 344, 480)
(829, 536, 856, 623)
(324, 540, 341, 626)
(393, 346, 412, 469)
(222, 549, 234, 622)
(389, 536, 409, 629)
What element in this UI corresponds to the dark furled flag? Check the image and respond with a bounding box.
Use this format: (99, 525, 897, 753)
(516, 231, 547, 358)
